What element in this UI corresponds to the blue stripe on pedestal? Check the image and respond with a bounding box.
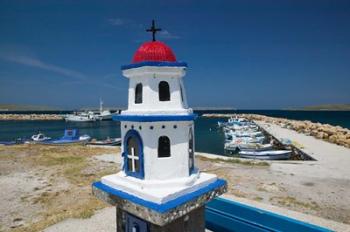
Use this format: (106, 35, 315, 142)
(92, 179, 226, 213)
(121, 61, 188, 70)
(113, 114, 198, 122)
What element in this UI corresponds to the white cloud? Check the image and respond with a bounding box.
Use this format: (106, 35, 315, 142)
(0, 54, 87, 80)
(158, 30, 180, 40)
(0, 52, 124, 92)
(108, 18, 125, 26)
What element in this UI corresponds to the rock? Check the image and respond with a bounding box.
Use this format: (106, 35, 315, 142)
(316, 131, 326, 139)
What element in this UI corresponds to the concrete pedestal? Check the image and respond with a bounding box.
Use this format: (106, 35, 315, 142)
(116, 206, 205, 232)
(92, 179, 226, 232)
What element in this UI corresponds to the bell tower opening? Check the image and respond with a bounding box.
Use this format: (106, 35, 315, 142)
(135, 83, 143, 104)
(159, 81, 170, 101)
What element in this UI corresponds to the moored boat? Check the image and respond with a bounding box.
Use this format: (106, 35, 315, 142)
(31, 133, 51, 142)
(41, 129, 91, 145)
(64, 111, 97, 122)
(238, 150, 292, 160)
(238, 143, 274, 152)
(88, 137, 121, 146)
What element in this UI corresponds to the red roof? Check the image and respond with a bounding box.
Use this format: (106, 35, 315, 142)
(132, 41, 176, 63)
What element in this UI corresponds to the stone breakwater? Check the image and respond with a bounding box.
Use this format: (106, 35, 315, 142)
(0, 114, 63, 120)
(203, 113, 350, 148)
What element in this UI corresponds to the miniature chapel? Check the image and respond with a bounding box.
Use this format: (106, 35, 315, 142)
(93, 21, 226, 232)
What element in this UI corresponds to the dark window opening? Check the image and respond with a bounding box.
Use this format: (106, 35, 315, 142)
(159, 81, 170, 101)
(135, 83, 143, 104)
(158, 136, 171, 158)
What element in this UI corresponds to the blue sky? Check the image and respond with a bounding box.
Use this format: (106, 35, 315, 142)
(0, 0, 349, 109)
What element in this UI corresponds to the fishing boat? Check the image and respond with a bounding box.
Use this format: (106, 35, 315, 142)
(41, 129, 91, 145)
(227, 130, 263, 138)
(237, 143, 274, 152)
(31, 133, 51, 142)
(88, 137, 121, 146)
(238, 150, 292, 160)
(64, 111, 97, 122)
(218, 117, 253, 128)
(95, 98, 116, 121)
(225, 134, 265, 144)
(224, 141, 273, 153)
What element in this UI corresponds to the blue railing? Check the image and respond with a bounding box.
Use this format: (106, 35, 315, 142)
(205, 198, 333, 232)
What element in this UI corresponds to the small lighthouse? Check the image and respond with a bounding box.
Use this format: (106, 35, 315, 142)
(93, 20, 226, 232)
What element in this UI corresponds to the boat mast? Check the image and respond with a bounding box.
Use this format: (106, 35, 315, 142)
(99, 98, 103, 113)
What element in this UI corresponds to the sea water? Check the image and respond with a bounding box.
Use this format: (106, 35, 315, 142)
(0, 110, 349, 155)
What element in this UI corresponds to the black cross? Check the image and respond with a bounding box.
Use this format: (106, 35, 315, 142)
(146, 20, 162, 41)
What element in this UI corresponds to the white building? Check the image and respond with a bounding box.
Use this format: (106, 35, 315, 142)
(101, 38, 218, 204)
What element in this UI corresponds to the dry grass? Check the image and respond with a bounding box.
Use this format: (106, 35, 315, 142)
(253, 196, 263, 201)
(0, 144, 119, 232)
(270, 196, 320, 211)
(198, 156, 270, 167)
(12, 198, 107, 232)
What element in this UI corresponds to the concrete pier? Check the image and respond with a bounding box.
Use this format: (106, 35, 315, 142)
(256, 121, 350, 180)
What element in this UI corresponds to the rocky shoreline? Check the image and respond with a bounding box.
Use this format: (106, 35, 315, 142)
(0, 114, 63, 120)
(203, 113, 350, 148)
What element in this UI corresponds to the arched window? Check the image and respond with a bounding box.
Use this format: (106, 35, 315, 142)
(123, 130, 144, 179)
(135, 83, 142, 104)
(158, 136, 171, 158)
(159, 81, 170, 101)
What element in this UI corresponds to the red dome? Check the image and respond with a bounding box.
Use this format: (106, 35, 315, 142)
(132, 41, 176, 63)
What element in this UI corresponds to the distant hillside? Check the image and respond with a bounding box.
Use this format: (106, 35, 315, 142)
(0, 104, 59, 111)
(288, 104, 350, 111)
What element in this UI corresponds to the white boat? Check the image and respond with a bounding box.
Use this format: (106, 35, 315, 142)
(64, 111, 97, 122)
(237, 143, 273, 152)
(97, 110, 113, 120)
(238, 150, 292, 160)
(225, 134, 265, 144)
(26, 133, 51, 143)
(218, 117, 253, 128)
(31, 133, 51, 142)
(79, 134, 91, 141)
(96, 99, 111, 120)
(227, 130, 263, 138)
(95, 98, 119, 121)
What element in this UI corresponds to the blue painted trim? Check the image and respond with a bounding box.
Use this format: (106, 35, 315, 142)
(123, 129, 144, 179)
(92, 179, 226, 213)
(121, 61, 187, 70)
(113, 114, 197, 122)
(205, 197, 333, 232)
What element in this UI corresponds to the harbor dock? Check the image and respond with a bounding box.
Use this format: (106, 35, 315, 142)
(255, 121, 350, 180)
